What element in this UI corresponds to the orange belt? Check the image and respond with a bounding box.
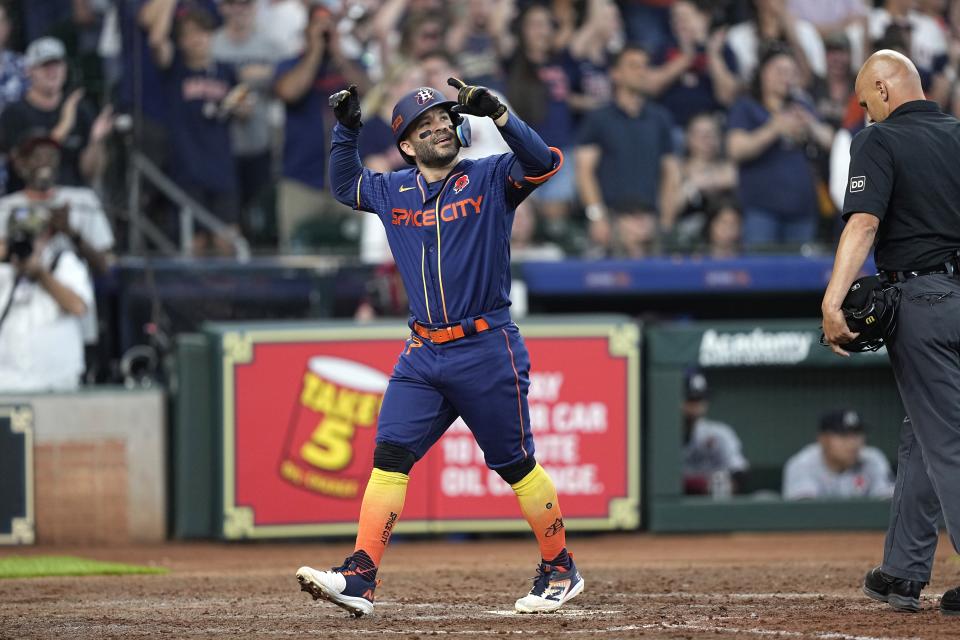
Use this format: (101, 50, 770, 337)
(413, 318, 490, 344)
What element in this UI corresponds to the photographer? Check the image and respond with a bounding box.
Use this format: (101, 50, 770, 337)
(0, 205, 91, 392)
(0, 131, 115, 378)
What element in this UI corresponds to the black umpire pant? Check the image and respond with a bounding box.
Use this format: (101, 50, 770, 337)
(882, 273, 960, 582)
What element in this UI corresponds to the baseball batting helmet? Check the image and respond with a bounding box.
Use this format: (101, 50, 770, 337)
(391, 86, 471, 165)
(820, 275, 901, 352)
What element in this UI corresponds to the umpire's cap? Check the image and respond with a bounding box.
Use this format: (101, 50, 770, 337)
(391, 86, 458, 164)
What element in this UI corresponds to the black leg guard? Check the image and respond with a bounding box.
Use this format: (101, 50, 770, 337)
(373, 442, 417, 474)
(494, 456, 537, 485)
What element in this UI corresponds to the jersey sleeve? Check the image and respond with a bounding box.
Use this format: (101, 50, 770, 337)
(717, 423, 749, 473)
(782, 453, 818, 500)
(842, 125, 894, 221)
(329, 123, 391, 216)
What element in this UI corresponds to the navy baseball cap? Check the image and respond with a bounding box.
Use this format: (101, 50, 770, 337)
(391, 86, 458, 163)
(819, 409, 866, 434)
(684, 368, 709, 401)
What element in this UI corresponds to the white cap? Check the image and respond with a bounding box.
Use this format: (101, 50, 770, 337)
(24, 37, 65, 68)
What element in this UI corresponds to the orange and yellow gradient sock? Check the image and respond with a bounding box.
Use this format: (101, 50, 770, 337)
(354, 468, 409, 568)
(511, 463, 568, 565)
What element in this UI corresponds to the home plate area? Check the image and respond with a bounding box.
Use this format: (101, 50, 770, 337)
(2, 533, 959, 639)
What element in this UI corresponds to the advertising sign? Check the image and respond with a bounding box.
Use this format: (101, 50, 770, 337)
(217, 321, 639, 539)
(0, 405, 34, 545)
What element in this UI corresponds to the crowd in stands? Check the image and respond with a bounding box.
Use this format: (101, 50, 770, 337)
(0, 0, 956, 261)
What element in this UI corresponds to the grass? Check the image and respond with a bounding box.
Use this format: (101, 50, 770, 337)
(0, 555, 168, 579)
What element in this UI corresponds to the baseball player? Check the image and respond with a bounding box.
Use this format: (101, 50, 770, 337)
(782, 410, 894, 500)
(295, 78, 584, 617)
(680, 368, 749, 496)
(822, 50, 960, 615)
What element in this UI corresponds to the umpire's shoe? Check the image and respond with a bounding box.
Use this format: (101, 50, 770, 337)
(940, 587, 960, 616)
(297, 551, 379, 618)
(862, 566, 925, 613)
(515, 551, 584, 613)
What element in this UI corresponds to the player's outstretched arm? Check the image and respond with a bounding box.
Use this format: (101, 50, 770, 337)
(328, 85, 366, 209)
(446, 76, 555, 178)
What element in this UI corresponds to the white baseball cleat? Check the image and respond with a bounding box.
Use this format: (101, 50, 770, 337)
(296, 553, 378, 618)
(515, 554, 584, 613)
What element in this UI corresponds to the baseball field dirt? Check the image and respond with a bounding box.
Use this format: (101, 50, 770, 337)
(1, 531, 958, 639)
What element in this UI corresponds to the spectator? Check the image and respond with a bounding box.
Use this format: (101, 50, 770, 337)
(257, 0, 308, 59)
(0, 5, 27, 114)
(812, 31, 856, 130)
(150, 2, 248, 254)
(644, 0, 740, 130)
(681, 367, 749, 497)
(575, 44, 680, 258)
(510, 201, 565, 262)
(786, 0, 868, 67)
(869, 0, 949, 105)
(273, 4, 368, 251)
(726, 0, 826, 87)
(0, 198, 92, 392)
(505, 3, 578, 249)
(212, 0, 283, 246)
(726, 45, 833, 248)
(567, 0, 625, 119)
(0, 131, 114, 378)
(782, 409, 894, 500)
(676, 112, 737, 238)
(0, 37, 113, 194)
(701, 198, 742, 259)
(620, 0, 675, 55)
(446, 0, 513, 89)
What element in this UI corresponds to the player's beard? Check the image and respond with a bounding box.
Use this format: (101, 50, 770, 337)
(411, 133, 460, 168)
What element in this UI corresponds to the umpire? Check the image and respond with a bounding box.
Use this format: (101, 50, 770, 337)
(822, 50, 960, 616)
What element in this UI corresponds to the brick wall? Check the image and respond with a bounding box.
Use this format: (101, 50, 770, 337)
(34, 440, 130, 544)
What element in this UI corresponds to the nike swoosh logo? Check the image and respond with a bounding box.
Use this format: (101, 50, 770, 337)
(399, 185, 416, 192)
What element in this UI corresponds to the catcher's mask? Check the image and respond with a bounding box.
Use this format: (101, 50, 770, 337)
(391, 87, 471, 165)
(821, 275, 901, 352)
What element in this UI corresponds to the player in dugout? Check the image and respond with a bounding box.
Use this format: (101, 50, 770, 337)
(294, 79, 583, 616)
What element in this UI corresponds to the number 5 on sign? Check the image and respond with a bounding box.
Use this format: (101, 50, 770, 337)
(301, 416, 355, 471)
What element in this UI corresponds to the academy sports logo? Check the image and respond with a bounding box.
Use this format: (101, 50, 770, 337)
(453, 175, 469, 193)
(415, 88, 434, 105)
(391, 114, 404, 133)
(849, 176, 866, 193)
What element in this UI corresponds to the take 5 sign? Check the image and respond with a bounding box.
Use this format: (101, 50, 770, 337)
(216, 319, 640, 539)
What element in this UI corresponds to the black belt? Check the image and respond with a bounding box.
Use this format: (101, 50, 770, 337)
(884, 259, 959, 283)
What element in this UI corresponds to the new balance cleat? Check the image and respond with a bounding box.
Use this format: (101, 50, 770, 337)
(862, 566, 925, 613)
(296, 552, 379, 618)
(940, 586, 960, 616)
(515, 553, 584, 613)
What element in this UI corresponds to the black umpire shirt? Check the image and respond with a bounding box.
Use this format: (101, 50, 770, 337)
(842, 100, 960, 271)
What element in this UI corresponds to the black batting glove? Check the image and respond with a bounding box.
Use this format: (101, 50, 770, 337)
(328, 84, 362, 129)
(447, 77, 507, 120)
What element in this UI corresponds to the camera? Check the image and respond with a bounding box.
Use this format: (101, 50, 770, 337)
(7, 226, 34, 262)
(5, 205, 48, 263)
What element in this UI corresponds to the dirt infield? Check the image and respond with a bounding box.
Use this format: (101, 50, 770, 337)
(1, 531, 959, 639)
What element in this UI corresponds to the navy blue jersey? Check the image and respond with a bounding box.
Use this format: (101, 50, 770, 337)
(330, 113, 561, 326)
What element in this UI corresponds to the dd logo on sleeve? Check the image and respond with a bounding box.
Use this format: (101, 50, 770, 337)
(850, 176, 866, 193)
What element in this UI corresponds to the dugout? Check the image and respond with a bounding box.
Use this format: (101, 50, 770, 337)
(645, 320, 902, 532)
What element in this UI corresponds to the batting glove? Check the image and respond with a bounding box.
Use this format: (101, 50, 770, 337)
(328, 84, 362, 129)
(447, 77, 507, 120)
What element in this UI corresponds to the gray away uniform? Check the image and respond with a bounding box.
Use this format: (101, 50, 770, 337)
(782, 443, 894, 500)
